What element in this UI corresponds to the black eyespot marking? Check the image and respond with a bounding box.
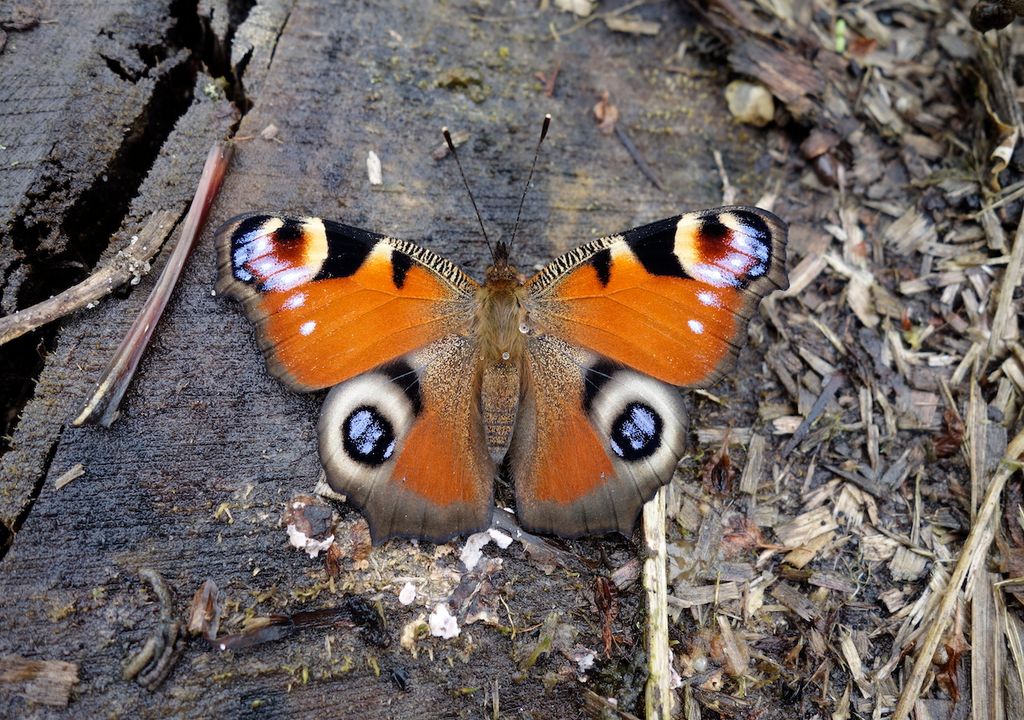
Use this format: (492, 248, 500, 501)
(698, 216, 729, 244)
(315, 219, 383, 281)
(582, 360, 619, 413)
(624, 219, 687, 279)
(342, 406, 397, 466)
(609, 402, 662, 461)
(590, 248, 612, 286)
(381, 360, 423, 415)
(275, 218, 305, 246)
(391, 251, 414, 289)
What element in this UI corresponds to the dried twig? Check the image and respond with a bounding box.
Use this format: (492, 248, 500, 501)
(73, 143, 233, 427)
(614, 125, 664, 191)
(988, 204, 1024, 356)
(781, 372, 846, 457)
(0, 210, 179, 347)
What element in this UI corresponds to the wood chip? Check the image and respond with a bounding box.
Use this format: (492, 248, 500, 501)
(53, 463, 85, 490)
(604, 14, 660, 35)
(716, 615, 750, 677)
(769, 582, 820, 622)
(669, 582, 742, 609)
(0, 656, 79, 708)
(739, 434, 766, 495)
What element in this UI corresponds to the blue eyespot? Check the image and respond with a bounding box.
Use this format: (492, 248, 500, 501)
(609, 402, 662, 461)
(343, 406, 396, 466)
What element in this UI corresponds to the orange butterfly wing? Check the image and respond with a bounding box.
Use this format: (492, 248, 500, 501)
(508, 206, 788, 536)
(509, 337, 689, 537)
(527, 207, 788, 387)
(217, 214, 493, 542)
(317, 337, 494, 543)
(215, 213, 477, 391)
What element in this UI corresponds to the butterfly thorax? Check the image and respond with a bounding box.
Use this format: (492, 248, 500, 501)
(477, 260, 529, 367)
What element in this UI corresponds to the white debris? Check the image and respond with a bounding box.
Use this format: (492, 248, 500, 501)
(285, 524, 334, 558)
(460, 531, 493, 570)
(554, 0, 594, 17)
(571, 645, 596, 674)
(487, 528, 513, 548)
(398, 582, 417, 606)
(428, 603, 460, 639)
(367, 150, 383, 185)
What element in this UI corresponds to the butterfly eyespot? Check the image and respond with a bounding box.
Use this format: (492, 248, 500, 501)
(608, 402, 663, 461)
(318, 364, 421, 492)
(342, 405, 397, 466)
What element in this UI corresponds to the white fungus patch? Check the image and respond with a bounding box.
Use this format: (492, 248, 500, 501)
(428, 603, 460, 639)
(460, 531, 492, 570)
(487, 528, 513, 549)
(286, 524, 334, 558)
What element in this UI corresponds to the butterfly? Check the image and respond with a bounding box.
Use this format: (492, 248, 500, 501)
(215, 135, 788, 545)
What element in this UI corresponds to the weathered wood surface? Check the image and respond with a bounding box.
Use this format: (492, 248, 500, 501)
(0, 1, 780, 716)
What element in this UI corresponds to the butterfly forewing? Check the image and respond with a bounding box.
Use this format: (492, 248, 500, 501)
(215, 212, 479, 391)
(526, 206, 788, 387)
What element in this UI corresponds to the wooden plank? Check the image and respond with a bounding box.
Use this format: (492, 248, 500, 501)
(1, 1, 774, 716)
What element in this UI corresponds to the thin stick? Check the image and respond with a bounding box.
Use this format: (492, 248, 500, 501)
(443, 127, 494, 262)
(508, 114, 551, 252)
(891, 425, 1024, 720)
(988, 203, 1024, 356)
(614, 124, 664, 191)
(73, 142, 234, 427)
(0, 210, 180, 347)
(643, 486, 673, 719)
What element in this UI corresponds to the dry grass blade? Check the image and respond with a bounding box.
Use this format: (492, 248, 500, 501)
(892, 427, 1024, 720)
(988, 204, 1024, 357)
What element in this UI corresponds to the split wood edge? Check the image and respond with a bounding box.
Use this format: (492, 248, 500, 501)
(643, 485, 673, 719)
(0, 209, 181, 347)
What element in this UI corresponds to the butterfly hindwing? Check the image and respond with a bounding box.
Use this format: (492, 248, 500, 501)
(508, 336, 689, 537)
(526, 206, 788, 387)
(215, 213, 478, 391)
(318, 335, 495, 543)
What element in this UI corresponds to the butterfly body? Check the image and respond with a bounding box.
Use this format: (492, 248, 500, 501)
(217, 206, 788, 543)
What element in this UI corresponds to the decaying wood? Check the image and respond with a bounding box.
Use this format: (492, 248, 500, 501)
(0, 656, 79, 708)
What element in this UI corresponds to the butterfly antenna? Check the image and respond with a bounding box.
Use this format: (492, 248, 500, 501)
(508, 114, 551, 253)
(443, 127, 494, 262)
